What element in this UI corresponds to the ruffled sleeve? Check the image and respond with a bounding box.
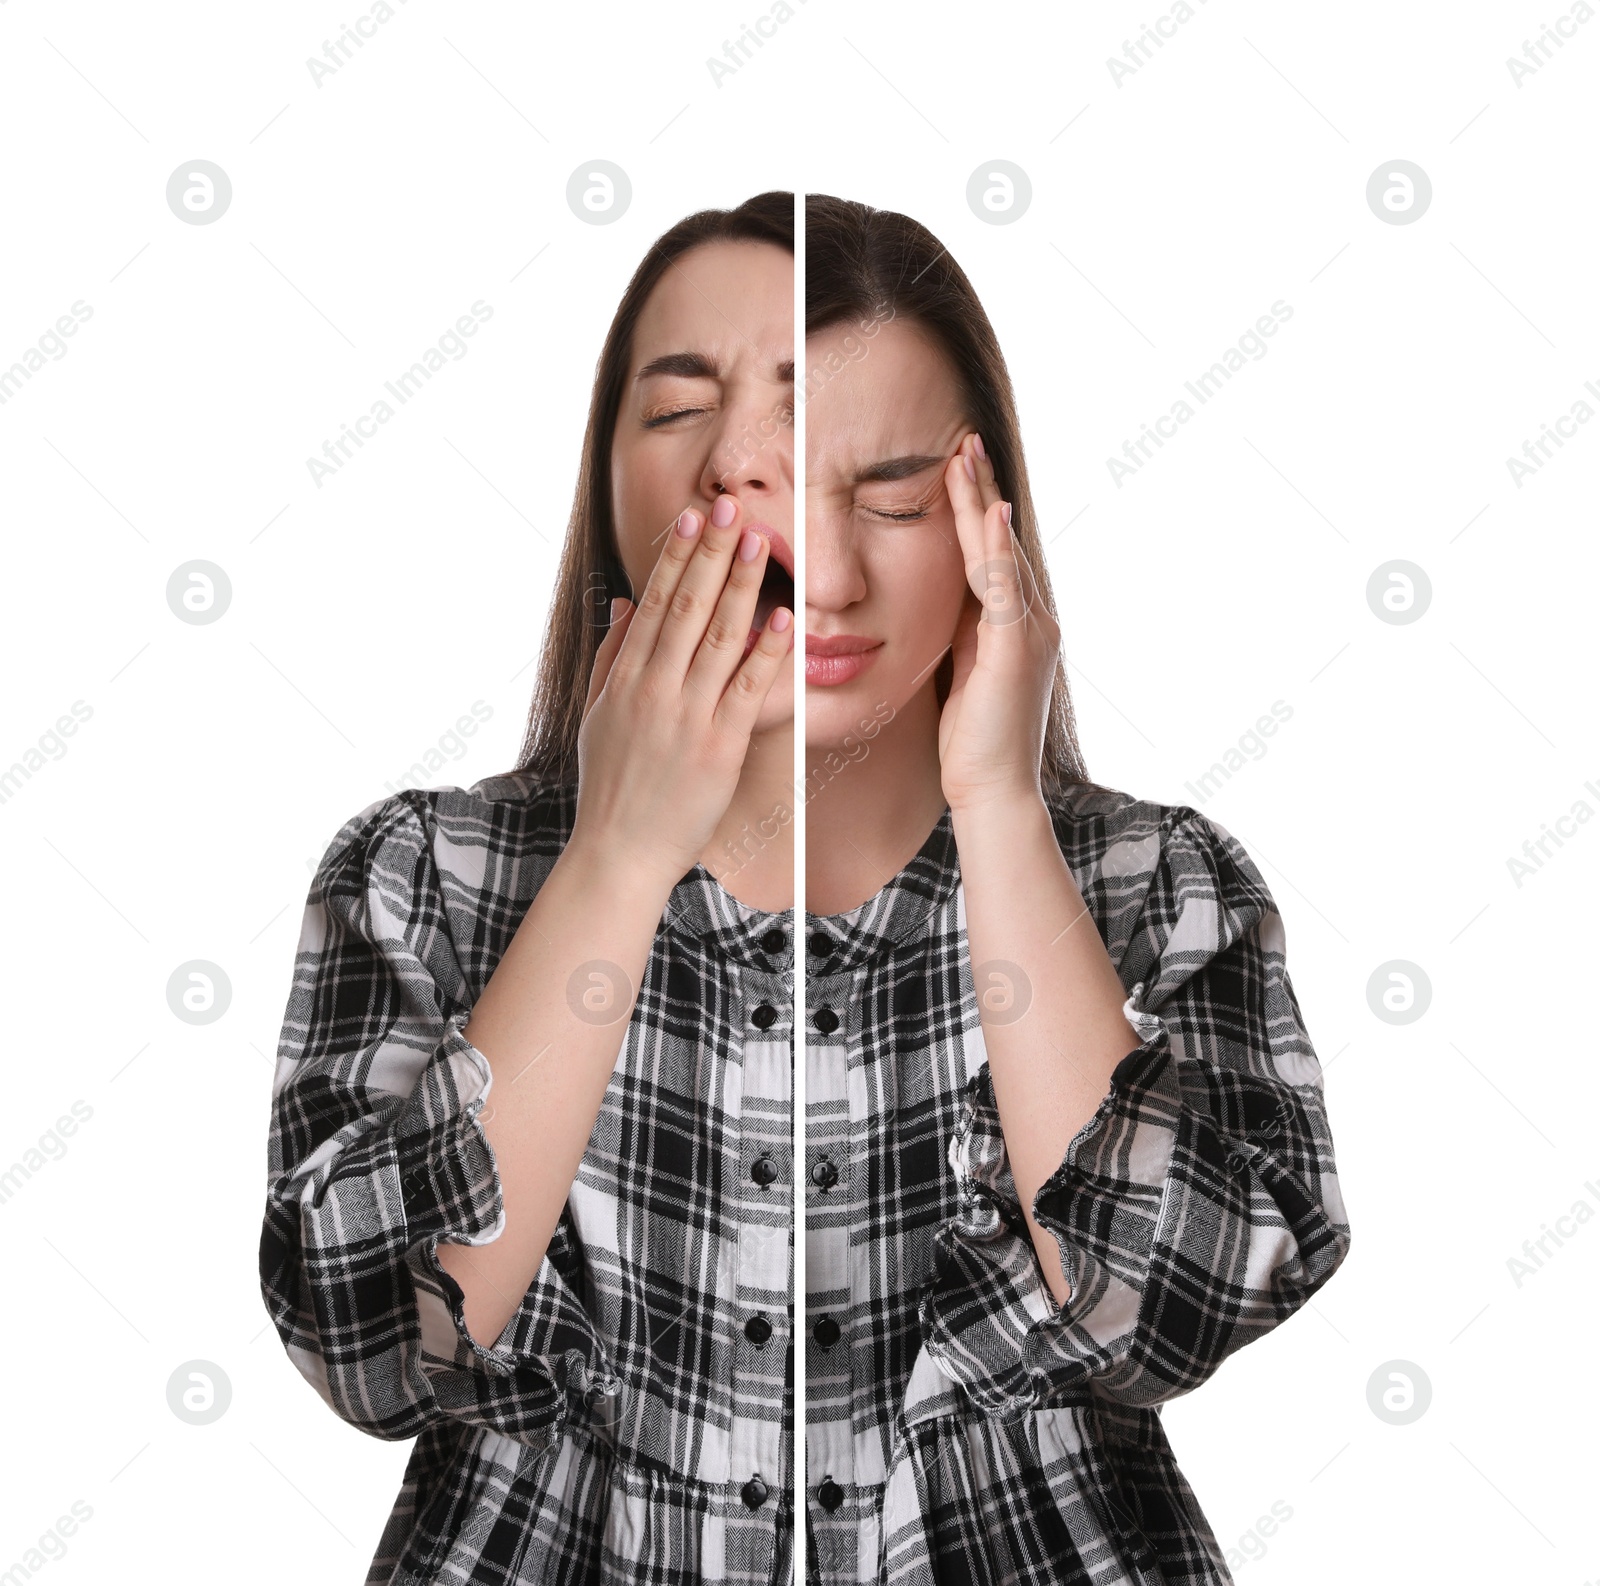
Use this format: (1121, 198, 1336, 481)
(919, 804, 1351, 1417)
(258, 792, 619, 1448)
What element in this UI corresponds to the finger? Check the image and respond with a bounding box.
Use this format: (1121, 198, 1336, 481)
(956, 433, 1056, 640)
(944, 440, 1011, 609)
(583, 598, 635, 717)
(1009, 535, 1054, 631)
(649, 496, 751, 681)
(614, 506, 709, 671)
(943, 445, 989, 573)
(968, 431, 1004, 517)
(684, 522, 772, 699)
(712, 605, 794, 741)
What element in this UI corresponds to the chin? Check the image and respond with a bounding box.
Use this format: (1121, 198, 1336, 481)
(804, 689, 892, 750)
(753, 675, 795, 732)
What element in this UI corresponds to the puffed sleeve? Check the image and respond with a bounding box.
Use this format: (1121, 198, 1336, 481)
(258, 791, 619, 1447)
(919, 804, 1351, 1416)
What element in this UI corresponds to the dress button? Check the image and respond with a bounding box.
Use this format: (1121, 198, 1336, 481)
(813, 1006, 839, 1034)
(744, 1314, 772, 1346)
(750, 1154, 779, 1186)
(742, 1474, 769, 1509)
(751, 1003, 778, 1030)
(809, 1157, 838, 1190)
(812, 1316, 840, 1349)
(807, 931, 834, 958)
(759, 927, 787, 954)
(817, 1477, 844, 1512)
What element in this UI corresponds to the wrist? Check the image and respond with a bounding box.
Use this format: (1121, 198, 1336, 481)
(947, 784, 1051, 829)
(949, 790, 1062, 886)
(558, 828, 680, 913)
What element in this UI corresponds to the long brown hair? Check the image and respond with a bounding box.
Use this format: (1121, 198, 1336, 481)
(805, 193, 1093, 797)
(516, 191, 794, 784)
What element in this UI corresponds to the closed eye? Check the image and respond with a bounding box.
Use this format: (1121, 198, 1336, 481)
(865, 507, 930, 521)
(642, 407, 708, 428)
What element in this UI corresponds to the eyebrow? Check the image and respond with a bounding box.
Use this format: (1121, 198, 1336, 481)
(854, 454, 948, 484)
(635, 351, 795, 383)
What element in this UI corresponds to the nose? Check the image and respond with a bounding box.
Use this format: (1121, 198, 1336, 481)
(801, 505, 866, 614)
(698, 395, 790, 506)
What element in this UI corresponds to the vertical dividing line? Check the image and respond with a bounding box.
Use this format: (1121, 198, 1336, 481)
(791, 184, 807, 1586)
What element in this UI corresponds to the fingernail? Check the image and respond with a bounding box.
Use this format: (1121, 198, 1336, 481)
(1000, 501, 1012, 528)
(738, 528, 761, 562)
(676, 509, 700, 538)
(963, 454, 976, 482)
(972, 433, 986, 460)
(772, 608, 791, 631)
(711, 495, 737, 528)
(610, 597, 622, 623)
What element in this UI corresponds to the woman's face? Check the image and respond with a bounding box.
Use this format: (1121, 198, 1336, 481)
(804, 316, 971, 745)
(611, 239, 795, 729)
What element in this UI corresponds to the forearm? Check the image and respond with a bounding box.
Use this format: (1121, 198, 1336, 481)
(437, 837, 673, 1349)
(951, 794, 1143, 1310)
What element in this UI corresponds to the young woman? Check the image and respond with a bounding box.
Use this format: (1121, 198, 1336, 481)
(260, 193, 799, 1584)
(801, 194, 1352, 1584)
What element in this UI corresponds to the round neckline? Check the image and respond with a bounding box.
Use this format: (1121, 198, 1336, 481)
(804, 805, 959, 972)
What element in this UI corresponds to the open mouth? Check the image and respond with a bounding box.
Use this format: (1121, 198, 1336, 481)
(752, 555, 795, 631)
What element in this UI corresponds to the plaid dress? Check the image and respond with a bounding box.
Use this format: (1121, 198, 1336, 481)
(260, 769, 1350, 1585)
(802, 780, 1351, 1585)
(259, 770, 796, 1584)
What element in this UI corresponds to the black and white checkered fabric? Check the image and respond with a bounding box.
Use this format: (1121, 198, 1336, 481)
(259, 771, 1350, 1585)
(260, 771, 795, 1584)
(801, 782, 1350, 1585)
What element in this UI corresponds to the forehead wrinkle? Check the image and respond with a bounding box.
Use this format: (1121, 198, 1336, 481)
(854, 454, 947, 485)
(652, 247, 785, 369)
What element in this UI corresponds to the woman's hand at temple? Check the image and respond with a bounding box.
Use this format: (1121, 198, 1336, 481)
(936, 433, 1061, 816)
(936, 433, 1142, 1311)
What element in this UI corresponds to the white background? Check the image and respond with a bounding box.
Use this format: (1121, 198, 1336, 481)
(1, 2, 1594, 1583)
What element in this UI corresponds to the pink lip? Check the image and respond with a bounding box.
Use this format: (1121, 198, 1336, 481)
(806, 634, 880, 656)
(806, 647, 878, 687)
(742, 523, 793, 580)
(805, 634, 882, 688)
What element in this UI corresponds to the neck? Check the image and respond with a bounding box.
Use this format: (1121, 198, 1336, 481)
(804, 681, 947, 917)
(699, 719, 796, 913)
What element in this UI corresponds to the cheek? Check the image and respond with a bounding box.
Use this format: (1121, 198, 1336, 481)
(610, 438, 675, 573)
(870, 525, 969, 631)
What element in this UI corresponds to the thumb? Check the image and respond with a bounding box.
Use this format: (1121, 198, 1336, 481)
(584, 597, 634, 717)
